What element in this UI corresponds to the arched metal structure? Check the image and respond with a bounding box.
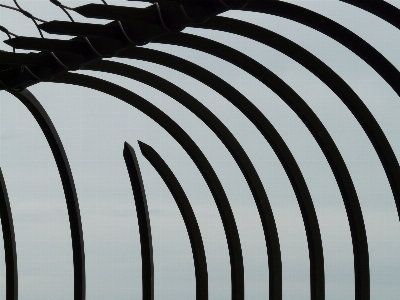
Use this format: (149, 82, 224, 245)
(0, 1, 399, 300)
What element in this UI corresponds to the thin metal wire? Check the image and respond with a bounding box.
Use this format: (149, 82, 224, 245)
(0, 4, 20, 13)
(4, 0, 46, 39)
(24, 66, 41, 80)
(50, 0, 107, 57)
(50, 0, 74, 11)
(32, 18, 44, 38)
(84, 37, 104, 57)
(0, 26, 18, 38)
(117, 21, 136, 45)
(49, 0, 74, 22)
(50, 52, 70, 70)
(0, 25, 18, 53)
(12, 0, 46, 22)
(155, 2, 170, 31)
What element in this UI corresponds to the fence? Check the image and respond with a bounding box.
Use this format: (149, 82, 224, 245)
(1, 0, 400, 299)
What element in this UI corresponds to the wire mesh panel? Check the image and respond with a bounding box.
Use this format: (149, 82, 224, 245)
(1, 1, 400, 300)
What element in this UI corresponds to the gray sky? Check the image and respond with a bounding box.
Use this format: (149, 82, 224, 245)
(1, 0, 400, 299)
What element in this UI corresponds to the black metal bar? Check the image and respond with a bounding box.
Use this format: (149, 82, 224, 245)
(197, 15, 400, 221)
(191, 16, 375, 300)
(138, 141, 208, 300)
(4, 36, 126, 59)
(8, 89, 85, 300)
(50, 72, 245, 300)
(117, 47, 286, 300)
(38, 19, 165, 46)
(123, 142, 154, 300)
(84, 59, 281, 298)
(118, 46, 339, 300)
(243, 0, 400, 98)
(0, 167, 18, 300)
(5, 37, 89, 53)
(0, 52, 55, 67)
(73, 3, 160, 22)
(39, 21, 123, 39)
(339, 0, 400, 30)
(153, 31, 325, 300)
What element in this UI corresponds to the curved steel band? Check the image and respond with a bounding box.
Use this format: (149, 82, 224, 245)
(339, 0, 400, 31)
(0, 167, 18, 300)
(152, 31, 327, 300)
(50, 72, 245, 300)
(138, 141, 208, 300)
(9, 89, 85, 300)
(152, 29, 376, 300)
(123, 142, 154, 300)
(241, 1, 400, 229)
(4, 2, 400, 300)
(83, 58, 279, 300)
(117, 45, 325, 300)
(191, 16, 378, 300)
(243, 1, 400, 97)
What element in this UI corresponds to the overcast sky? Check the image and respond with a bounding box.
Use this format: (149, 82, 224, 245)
(1, 0, 400, 299)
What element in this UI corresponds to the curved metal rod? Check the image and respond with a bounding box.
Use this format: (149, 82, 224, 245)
(196, 17, 400, 299)
(0, 25, 17, 52)
(116, 46, 331, 300)
(138, 140, 208, 300)
(0, 3, 45, 38)
(0, 167, 18, 300)
(50, 73, 245, 300)
(123, 142, 154, 300)
(0, 2, 45, 22)
(153, 31, 326, 300)
(8, 89, 85, 300)
(11, 0, 46, 37)
(199, 15, 400, 221)
(84, 59, 279, 299)
(243, 0, 400, 97)
(49, 0, 74, 22)
(339, 0, 400, 31)
(12, 0, 44, 22)
(0, 3, 21, 13)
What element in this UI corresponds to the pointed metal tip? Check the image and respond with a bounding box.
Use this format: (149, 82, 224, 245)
(138, 141, 154, 157)
(124, 141, 133, 150)
(73, 3, 112, 15)
(3, 39, 13, 46)
(72, 4, 93, 15)
(137, 140, 148, 150)
(37, 21, 55, 31)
